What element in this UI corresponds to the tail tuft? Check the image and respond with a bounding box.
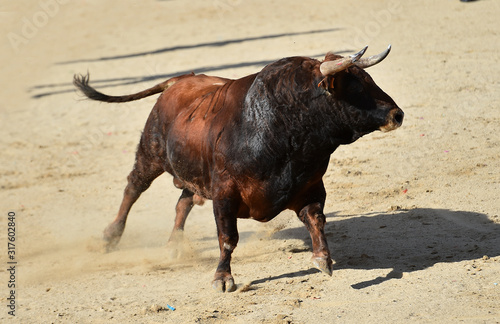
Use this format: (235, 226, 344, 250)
(73, 73, 119, 102)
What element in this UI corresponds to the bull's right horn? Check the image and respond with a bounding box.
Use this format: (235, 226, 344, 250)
(320, 46, 368, 76)
(354, 44, 391, 69)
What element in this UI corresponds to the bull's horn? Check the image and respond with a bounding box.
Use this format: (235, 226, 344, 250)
(355, 44, 391, 69)
(320, 46, 368, 76)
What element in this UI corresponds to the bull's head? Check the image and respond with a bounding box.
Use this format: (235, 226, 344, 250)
(318, 45, 404, 134)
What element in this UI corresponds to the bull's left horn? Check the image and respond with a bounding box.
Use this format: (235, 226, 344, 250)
(355, 44, 391, 69)
(320, 46, 368, 76)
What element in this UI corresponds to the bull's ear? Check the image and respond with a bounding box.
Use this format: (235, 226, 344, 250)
(317, 76, 335, 90)
(324, 51, 342, 62)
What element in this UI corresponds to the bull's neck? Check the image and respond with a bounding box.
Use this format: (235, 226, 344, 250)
(240, 78, 365, 168)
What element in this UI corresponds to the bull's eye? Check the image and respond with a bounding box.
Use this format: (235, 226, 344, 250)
(345, 77, 364, 94)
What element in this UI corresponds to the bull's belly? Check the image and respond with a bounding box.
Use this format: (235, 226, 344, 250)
(236, 184, 294, 222)
(246, 206, 283, 222)
(164, 160, 291, 221)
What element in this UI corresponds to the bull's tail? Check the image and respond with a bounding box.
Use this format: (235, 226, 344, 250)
(73, 72, 193, 103)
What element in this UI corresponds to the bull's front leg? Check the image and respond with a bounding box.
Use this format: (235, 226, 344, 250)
(298, 202, 333, 275)
(212, 198, 239, 293)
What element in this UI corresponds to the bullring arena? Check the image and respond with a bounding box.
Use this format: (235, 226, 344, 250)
(1, 1, 499, 323)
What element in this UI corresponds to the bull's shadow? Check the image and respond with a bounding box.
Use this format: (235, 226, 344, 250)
(56, 28, 342, 65)
(31, 27, 348, 98)
(265, 208, 500, 289)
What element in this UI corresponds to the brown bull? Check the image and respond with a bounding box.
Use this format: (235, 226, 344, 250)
(74, 45, 403, 292)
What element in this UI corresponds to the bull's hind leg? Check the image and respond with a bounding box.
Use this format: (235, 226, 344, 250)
(103, 145, 164, 250)
(166, 181, 206, 258)
(164, 188, 194, 259)
(168, 188, 195, 242)
(168, 179, 206, 240)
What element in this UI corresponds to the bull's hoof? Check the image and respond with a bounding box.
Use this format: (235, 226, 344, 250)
(102, 222, 125, 252)
(85, 236, 110, 253)
(167, 229, 184, 244)
(165, 241, 183, 260)
(311, 256, 333, 276)
(212, 274, 237, 293)
(101, 235, 120, 252)
(166, 230, 185, 259)
(102, 238, 120, 252)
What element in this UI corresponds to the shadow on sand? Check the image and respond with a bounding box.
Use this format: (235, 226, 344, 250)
(31, 51, 350, 99)
(252, 208, 500, 289)
(30, 58, 301, 99)
(29, 27, 350, 99)
(56, 28, 342, 65)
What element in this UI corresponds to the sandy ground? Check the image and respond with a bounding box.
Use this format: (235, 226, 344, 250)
(1, 0, 500, 323)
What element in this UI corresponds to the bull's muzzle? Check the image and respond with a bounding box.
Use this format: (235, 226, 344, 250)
(380, 108, 404, 132)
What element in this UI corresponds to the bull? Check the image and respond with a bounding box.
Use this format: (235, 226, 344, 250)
(74, 45, 404, 292)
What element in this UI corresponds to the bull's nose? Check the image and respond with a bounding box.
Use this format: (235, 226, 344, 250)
(393, 109, 404, 126)
(380, 108, 404, 132)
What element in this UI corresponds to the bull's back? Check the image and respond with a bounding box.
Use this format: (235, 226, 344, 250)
(153, 73, 256, 198)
